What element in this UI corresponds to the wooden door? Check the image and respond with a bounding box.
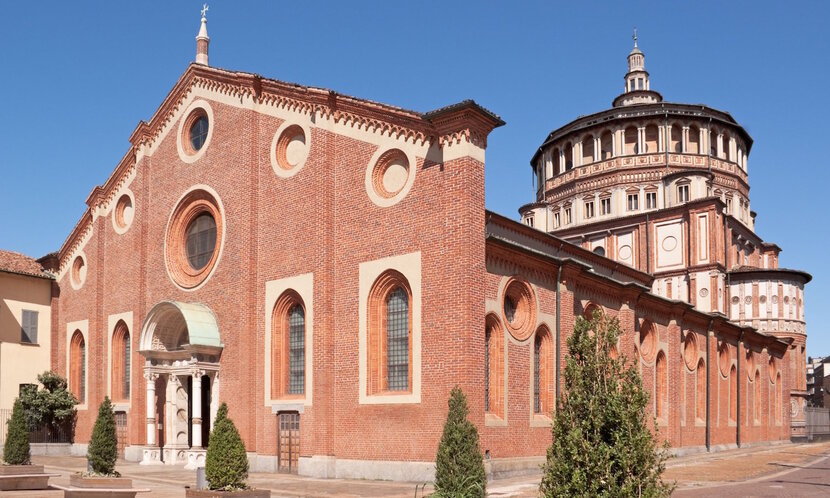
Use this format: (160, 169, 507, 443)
(114, 412, 128, 459)
(277, 412, 300, 474)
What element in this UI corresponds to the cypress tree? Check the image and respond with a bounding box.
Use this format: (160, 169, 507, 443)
(540, 311, 673, 497)
(205, 402, 249, 491)
(3, 398, 31, 465)
(433, 386, 486, 498)
(87, 397, 118, 476)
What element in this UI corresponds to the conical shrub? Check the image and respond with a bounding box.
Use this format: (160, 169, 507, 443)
(87, 397, 118, 475)
(205, 402, 249, 490)
(3, 398, 31, 465)
(434, 386, 486, 498)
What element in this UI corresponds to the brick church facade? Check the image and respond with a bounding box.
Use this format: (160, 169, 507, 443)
(43, 18, 808, 480)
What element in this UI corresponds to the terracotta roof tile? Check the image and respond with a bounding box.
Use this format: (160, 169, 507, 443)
(0, 249, 52, 279)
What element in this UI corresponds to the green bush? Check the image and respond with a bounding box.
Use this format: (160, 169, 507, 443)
(433, 386, 486, 498)
(539, 311, 673, 497)
(19, 371, 78, 435)
(205, 403, 249, 491)
(3, 398, 31, 465)
(87, 397, 118, 476)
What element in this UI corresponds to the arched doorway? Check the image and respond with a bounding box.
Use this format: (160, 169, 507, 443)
(138, 301, 223, 468)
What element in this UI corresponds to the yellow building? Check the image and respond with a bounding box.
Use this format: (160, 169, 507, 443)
(0, 250, 54, 411)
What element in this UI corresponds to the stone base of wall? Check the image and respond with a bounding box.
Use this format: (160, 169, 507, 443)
(30, 443, 72, 456)
(124, 446, 143, 463)
(670, 439, 790, 458)
(485, 456, 545, 480)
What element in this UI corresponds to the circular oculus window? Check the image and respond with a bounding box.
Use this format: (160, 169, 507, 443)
(271, 122, 311, 178)
(365, 147, 416, 207)
(502, 277, 536, 341)
(177, 100, 215, 164)
(112, 193, 134, 233)
(165, 188, 224, 290)
(71, 255, 86, 289)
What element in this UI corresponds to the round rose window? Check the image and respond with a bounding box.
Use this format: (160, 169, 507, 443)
(166, 188, 224, 289)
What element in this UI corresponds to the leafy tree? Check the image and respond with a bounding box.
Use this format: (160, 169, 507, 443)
(433, 386, 486, 498)
(3, 399, 31, 465)
(205, 403, 249, 491)
(19, 371, 78, 434)
(540, 311, 673, 497)
(87, 397, 118, 476)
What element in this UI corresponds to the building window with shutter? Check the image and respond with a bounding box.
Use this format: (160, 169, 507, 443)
(21, 310, 38, 344)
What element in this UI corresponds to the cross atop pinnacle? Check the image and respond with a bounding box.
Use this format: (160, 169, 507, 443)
(201, 3, 209, 19)
(632, 27, 638, 47)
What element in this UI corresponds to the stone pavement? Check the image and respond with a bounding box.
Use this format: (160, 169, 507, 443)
(31, 441, 830, 497)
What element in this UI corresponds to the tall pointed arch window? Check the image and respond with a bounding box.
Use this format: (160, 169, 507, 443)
(367, 271, 412, 395)
(729, 365, 737, 423)
(655, 351, 667, 421)
(111, 321, 131, 401)
(754, 370, 761, 424)
(534, 326, 555, 417)
(696, 359, 706, 421)
(272, 290, 306, 398)
(70, 331, 86, 403)
(485, 314, 504, 418)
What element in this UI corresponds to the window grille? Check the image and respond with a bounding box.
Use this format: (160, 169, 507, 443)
(190, 116, 209, 151)
(534, 336, 542, 413)
(484, 330, 490, 412)
(288, 305, 305, 395)
(80, 339, 86, 403)
(386, 288, 409, 391)
(21, 310, 38, 344)
(185, 214, 217, 270)
(124, 333, 131, 398)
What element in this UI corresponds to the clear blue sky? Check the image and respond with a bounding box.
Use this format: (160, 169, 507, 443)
(0, 2, 826, 352)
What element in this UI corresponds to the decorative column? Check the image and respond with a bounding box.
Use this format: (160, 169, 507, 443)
(682, 126, 689, 153)
(140, 372, 161, 465)
(559, 149, 566, 173)
(191, 371, 203, 448)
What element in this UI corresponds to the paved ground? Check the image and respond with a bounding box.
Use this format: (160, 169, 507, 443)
(32, 441, 830, 497)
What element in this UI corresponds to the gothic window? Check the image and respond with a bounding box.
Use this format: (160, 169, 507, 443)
(696, 359, 706, 421)
(534, 326, 554, 416)
(729, 365, 737, 422)
(367, 271, 412, 395)
(70, 330, 86, 403)
(112, 320, 130, 401)
(656, 351, 667, 420)
(272, 291, 307, 398)
(485, 314, 504, 417)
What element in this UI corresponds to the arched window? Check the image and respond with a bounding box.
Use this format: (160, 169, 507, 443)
(553, 147, 562, 173)
(624, 126, 638, 155)
(563, 142, 573, 170)
(485, 314, 504, 417)
(600, 130, 613, 159)
(534, 326, 555, 416)
(644, 124, 659, 153)
(688, 125, 700, 154)
(670, 125, 682, 153)
(656, 351, 667, 420)
(729, 365, 737, 422)
(367, 271, 412, 394)
(754, 370, 761, 423)
(272, 290, 306, 398)
(70, 330, 86, 403)
(581, 136, 594, 165)
(696, 359, 706, 421)
(111, 321, 130, 402)
(721, 132, 731, 160)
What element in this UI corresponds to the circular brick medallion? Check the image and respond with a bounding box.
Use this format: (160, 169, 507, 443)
(683, 332, 698, 371)
(165, 187, 224, 290)
(718, 341, 730, 377)
(270, 121, 311, 178)
(502, 277, 536, 342)
(639, 321, 657, 363)
(112, 192, 135, 234)
(71, 254, 87, 289)
(365, 147, 417, 208)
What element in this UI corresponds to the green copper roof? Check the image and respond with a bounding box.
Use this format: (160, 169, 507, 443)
(173, 301, 222, 347)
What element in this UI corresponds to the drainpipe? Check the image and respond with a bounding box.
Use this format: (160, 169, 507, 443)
(706, 319, 713, 452)
(737, 330, 744, 448)
(555, 264, 562, 405)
